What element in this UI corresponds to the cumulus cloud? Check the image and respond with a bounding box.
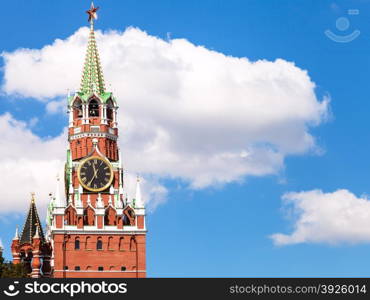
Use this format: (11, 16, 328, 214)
(46, 99, 66, 114)
(271, 189, 370, 245)
(0, 113, 165, 215)
(2, 27, 329, 189)
(0, 113, 65, 215)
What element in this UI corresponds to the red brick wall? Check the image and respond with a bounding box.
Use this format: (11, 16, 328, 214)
(52, 234, 146, 278)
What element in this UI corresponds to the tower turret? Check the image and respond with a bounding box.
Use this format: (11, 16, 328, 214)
(12, 193, 52, 277)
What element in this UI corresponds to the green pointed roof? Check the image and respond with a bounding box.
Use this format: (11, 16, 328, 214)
(69, 5, 118, 106)
(20, 194, 45, 245)
(79, 21, 106, 96)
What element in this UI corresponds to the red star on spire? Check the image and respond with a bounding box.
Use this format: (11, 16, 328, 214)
(86, 2, 99, 23)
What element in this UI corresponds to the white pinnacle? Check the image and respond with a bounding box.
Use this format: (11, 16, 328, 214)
(69, 181, 74, 194)
(55, 174, 64, 208)
(13, 226, 19, 240)
(76, 186, 83, 208)
(135, 176, 144, 208)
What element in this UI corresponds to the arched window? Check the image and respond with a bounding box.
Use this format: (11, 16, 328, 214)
(85, 236, 91, 250)
(119, 237, 124, 251)
(73, 99, 83, 119)
(130, 236, 137, 252)
(75, 238, 80, 250)
(108, 236, 113, 250)
(84, 206, 95, 226)
(123, 208, 135, 226)
(105, 207, 116, 226)
(66, 206, 77, 226)
(89, 99, 100, 117)
(123, 215, 130, 226)
(97, 237, 103, 250)
(106, 99, 114, 120)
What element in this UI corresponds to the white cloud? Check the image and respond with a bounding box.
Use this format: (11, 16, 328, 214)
(0, 113, 166, 215)
(2, 27, 329, 189)
(271, 189, 370, 245)
(0, 113, 65, 215)
(46, 99, 66, 114)
(28, 117, 39, 128)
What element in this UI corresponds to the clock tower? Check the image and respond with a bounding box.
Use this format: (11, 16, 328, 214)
(45, 3, 146, 278)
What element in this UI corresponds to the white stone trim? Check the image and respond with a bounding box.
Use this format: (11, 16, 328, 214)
(70, 132, 117, 141)
(135, 208, 146, 216)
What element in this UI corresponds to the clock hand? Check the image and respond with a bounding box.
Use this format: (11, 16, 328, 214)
(87, 173, 96, 187)
(88, 164, 99, 186)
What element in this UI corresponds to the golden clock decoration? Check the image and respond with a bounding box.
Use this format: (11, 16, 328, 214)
(77, 156, 114, 192)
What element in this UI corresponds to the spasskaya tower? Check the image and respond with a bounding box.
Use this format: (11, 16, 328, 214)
(43, 3, 146, 278)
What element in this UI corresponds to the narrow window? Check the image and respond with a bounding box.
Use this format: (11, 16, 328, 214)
(121, 266, 126, 271)
(119, 237, 124, 251)
(75, 266, 80, 271)
(98, 266, 104, 271)
(97, 238, 103, 250)
(75, 238, 80, 250)
(130, 236, 137, 251)
(64, 266, 69, 270)
(85, 236, 91, 250)
(108, 236, 113, 249)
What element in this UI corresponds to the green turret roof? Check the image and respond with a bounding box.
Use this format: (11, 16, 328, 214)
(69, 3, 117, 106)
(79, 19, 106, 96)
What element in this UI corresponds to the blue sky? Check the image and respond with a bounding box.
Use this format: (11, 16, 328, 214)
(1, 0, 370, 277)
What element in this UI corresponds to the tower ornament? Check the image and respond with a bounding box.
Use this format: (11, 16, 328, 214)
(31, 192, 35, 203)
(86, 2, 99, 23)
